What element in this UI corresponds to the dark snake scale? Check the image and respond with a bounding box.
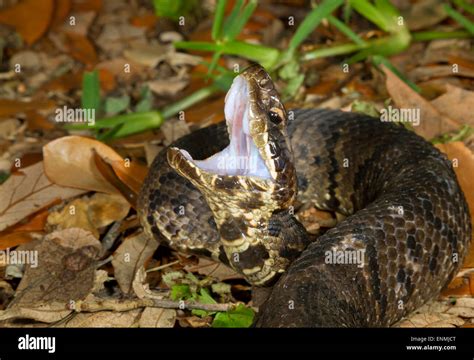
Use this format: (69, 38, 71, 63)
(138, 66, 471, 327)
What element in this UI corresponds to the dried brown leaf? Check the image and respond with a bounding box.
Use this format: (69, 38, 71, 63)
(0, 0, 54, 45)
(382, 65, 460, 139)
(112, 232, 158, 295)
(59, 309, 142, 327)
(138, 307, 176, 328)
(47, 193, 130, 238)
(42, 136, 123, 194)
(0, 162, 85, 232)
(11, 228, 101, 308)
(431, 85, 474, 126)
(185, 258, 243, 281)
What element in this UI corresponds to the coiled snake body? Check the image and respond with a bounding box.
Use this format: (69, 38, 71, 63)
(139, 65, 471, 327)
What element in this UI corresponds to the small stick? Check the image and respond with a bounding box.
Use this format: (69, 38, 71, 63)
(73, 298, 233, 313)
(146, 260, 180, 273)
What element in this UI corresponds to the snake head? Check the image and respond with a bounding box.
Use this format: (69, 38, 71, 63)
(167, 64, 297, 209)
(167, 64, 300, 285)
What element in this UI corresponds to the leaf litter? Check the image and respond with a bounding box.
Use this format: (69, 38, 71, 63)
(0, 0, 473, 328)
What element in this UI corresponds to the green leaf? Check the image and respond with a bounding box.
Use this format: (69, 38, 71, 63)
(98, 111, 164, 140)
(351, 100, 380, 118)
(288, 0, 345, 54)
(81, 70, 100, 115)
(171, 284, 192, 300)
(152, 0, 197, 21)
(212, 0, 227, 40)
(282, 73, 304, 100)
(135, 86, 153, 113)
(176, 40, 280, 69)
(453, 0, 474, 15)
(412, 30, 472, 41)
(349, 0, 391, 32)
(224, 0, 258, 41)
(222, 0, 244, 39)
(104, 95, 130, 116)
(192, 288, 218, 317)
(444, 4, 474, 35)
(278, 60, 300, 80)
(327, 15, 366, 46)
(212, 304, 255, 328)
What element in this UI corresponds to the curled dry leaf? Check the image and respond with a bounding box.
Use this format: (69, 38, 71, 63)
(43, 135, 124, 194)
(435, 142, 474, 268)
(138, 307, 176, 328)
(47, 193, 130, 238)
(382, 65, 460, 139)
(0, 0, 54, 45)
(0, 208, 48, 251)
(112, 232, 158, 295)
(431, 85, 474, 126)
(10, 228, 101, 309)
(0, 162, 85, 232)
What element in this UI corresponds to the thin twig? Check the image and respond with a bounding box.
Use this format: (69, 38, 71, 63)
(74, 298, 234, 313)
(146, 260, 180, 273)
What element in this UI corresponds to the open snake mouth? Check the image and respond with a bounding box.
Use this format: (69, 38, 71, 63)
(173, 74, 272, 181)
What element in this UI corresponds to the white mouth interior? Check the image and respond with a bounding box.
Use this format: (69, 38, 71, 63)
(179, 75, 271, 179)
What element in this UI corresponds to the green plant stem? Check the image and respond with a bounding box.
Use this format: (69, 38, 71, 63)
(327, 15, 366, 46)
(301, 42, 365, 61)
(175, 40, 280, 68)
(412, 30, 472, 41)
(444, 4, 474, 35)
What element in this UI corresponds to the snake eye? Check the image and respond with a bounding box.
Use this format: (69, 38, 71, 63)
(268, 110, 282, 124)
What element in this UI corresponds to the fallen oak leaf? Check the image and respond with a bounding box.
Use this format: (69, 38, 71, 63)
(382, 65, 461, 139)
(10, 228, 101, 308)
(43, 135, 124, 194)
(0, 162, 85, 232)
(92, 150, 139, 208)
(0, 0, 54, 45)
(138, 307, 176, 328)
(0, 208, 49, 251)
(50, 0, 72, 28)
(184, 258, 243, 281)
(112, 232, 158, 295)
(431, 85, 474, 126)
(57, 308, 143, 328)
(47, 193, 130, 238)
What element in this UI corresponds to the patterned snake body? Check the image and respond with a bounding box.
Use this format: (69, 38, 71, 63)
(139, 65, 471, 327)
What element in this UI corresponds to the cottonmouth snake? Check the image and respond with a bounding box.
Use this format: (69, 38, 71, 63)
(138, 64, 471, 327)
